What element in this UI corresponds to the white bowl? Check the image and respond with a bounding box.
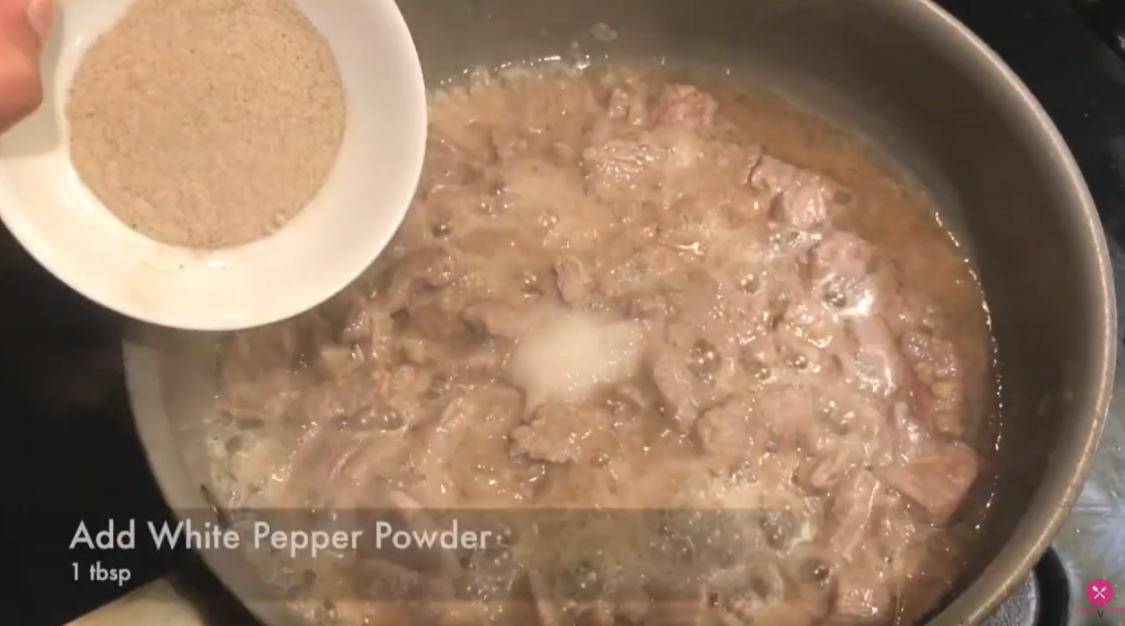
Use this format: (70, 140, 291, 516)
(0, 0, 426, 331)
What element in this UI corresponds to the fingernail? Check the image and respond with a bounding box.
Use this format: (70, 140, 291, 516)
(26, 0, 55, 43)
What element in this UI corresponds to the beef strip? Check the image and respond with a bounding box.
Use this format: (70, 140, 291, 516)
(555, 255, 594, 307)
(528, 570, 562, 626)
(581, 124, 760, 210)
(825, 470, 880, 561)
(874, 440, 979, 524)
(408, 290, 470, 342)
(606, 86, 649, 127)
(651, 347, 703, 431)
(384, 247, 463, 312)
(751, 155, 838, 230)
(901, 331, 966, 436)
(831, 570, 892, 625)
(339, 298, 396, 359)
(695, 398, 767, 465)
(796, 443, 865, 493)
(653, 84, 719, 127)
(314, 344, 364, 380)
(841, 315, 906, 399)
(356, 490, 463, 578)
(463, 300, 526, 340)
(510, 402, 608, 463)
(217, 369, 303, 422)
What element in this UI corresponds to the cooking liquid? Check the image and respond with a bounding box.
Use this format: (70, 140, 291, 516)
(200, 62, 997, 626)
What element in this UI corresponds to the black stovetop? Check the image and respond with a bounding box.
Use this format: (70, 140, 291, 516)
(3, 0, 1125, 625)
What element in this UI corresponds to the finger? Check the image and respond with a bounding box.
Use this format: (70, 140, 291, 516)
(0, 0, 52, 58)
(0, 0, 54, 133)
(0, 39, 43, 134)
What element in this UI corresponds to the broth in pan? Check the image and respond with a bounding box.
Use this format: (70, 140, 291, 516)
(204, 63, 995, 626)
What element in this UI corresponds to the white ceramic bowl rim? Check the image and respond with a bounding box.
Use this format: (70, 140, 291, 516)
(0, 0, 427, 331)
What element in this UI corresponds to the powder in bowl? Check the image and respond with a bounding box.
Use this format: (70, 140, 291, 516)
(66, 0, 347, 250)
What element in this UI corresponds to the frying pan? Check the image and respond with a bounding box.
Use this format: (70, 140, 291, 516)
(123, 0, 1117, 624)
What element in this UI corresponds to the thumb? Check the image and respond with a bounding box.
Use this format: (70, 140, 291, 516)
(0, 0, 56, 133)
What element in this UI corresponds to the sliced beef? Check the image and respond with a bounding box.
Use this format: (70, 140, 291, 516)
(403, 395, 481, 506)
(651, 348, 703, 431)
(528, 570, 562, 626)
(908, 375, 966, 437)
(581, 125, 759, 208)
(653, 84, 719, 127)
(510, 402, 607, 463)
(463, 300, 525, 340)
(808, 232, 880, 321)
(752, 386, 824, 453)
(606, 86, 649, 126)
(879, 288, 941, 338)
(825, 470, 880, 560)
(649, 326, 746, 433)
(492, 125, 537, 162)
(783, 543, 838, 615)
(354, 490, 463, 578)
(286, 426, 404, 508)
(839, 316, 906, 399)
(886, 401, 931, 462)
(384, 247, 463, 313)
(831, 570, 892, 625)
(778, 300, 846, 357)
(581, 133, 673, 203)
(312, 344, 363, 380)
(217, 370, 302, 422)
(407, 290, 470, 342)
(597, 243, 687, 301)
(874, 440, 979, 524)
(608, 382, 653, 413)
(555, 255, 593, 307)
(809, 232, 871, 283)
(796, 443, 865, 493)
(901, 332, 965, 436)
(339, 299, 396, 360)
(695, 399, 766, 464)
(460, 343, 506, 378)
(624, 292, 674, 322)
(291, 370, 385, 424)
(863, 491, 924, 571)
(750, 155, 838, 230)
(417, 182, 491, 240)
(900, 332, 960, 384)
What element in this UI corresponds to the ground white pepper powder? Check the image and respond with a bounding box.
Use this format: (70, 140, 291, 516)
(66, 0, 347, 250)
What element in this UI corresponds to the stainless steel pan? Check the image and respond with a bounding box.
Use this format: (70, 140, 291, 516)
(123, 0, 1117, 624)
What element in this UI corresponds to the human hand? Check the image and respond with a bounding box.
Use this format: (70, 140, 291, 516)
(0, 0, 54, 133)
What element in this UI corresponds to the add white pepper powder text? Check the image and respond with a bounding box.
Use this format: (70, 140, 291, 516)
(67, 0, 347, 249)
